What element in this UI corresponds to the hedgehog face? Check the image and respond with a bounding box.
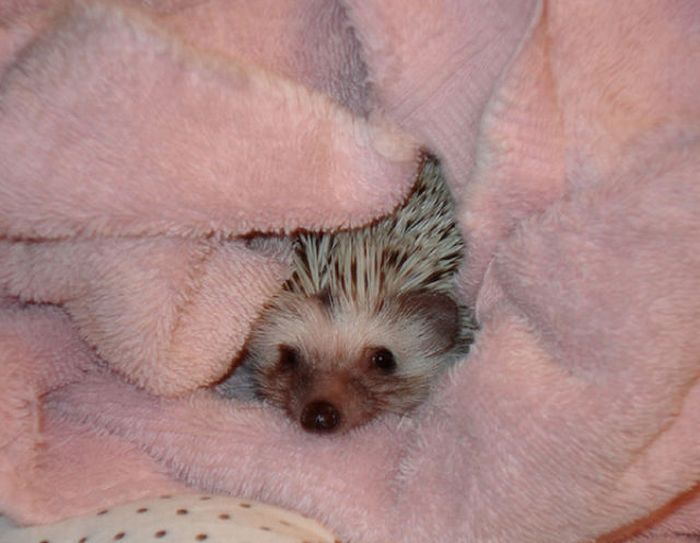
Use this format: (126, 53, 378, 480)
(241, 289, 460, 433)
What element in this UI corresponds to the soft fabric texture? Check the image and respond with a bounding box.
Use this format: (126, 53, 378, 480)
(0, 494, 339, 543)
(0, 0, 418, 394)
(1, 1, 699, 542)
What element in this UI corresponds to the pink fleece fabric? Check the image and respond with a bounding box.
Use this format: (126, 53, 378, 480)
(1, 1, 699, 542)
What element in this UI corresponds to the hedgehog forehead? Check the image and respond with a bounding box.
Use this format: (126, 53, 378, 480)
(251, 293, 386, 367)
(249, 291, 445, 377)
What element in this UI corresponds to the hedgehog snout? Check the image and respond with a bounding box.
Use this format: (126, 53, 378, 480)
(300, 400, 341, 433)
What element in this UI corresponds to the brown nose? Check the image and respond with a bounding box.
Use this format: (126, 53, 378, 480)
(300, 401, 341, 433)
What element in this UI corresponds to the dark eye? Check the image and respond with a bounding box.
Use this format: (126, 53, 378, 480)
(371, 347, 396, 373)
(277, 345, 299, 370)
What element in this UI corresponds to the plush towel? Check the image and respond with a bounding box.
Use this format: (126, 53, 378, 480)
(1, 1, 699, 542)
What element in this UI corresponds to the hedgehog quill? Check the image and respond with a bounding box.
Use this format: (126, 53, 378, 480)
(218, 156, 477, 433)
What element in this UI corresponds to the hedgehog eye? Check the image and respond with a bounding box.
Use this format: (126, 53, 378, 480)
(371, 347, 396, 373)
(277, 345, 299, 371)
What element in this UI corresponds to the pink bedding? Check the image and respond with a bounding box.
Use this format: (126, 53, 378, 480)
(1, 1, 699, 541)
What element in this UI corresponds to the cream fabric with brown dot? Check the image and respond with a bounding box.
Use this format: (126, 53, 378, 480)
(0, 495, 340, 543)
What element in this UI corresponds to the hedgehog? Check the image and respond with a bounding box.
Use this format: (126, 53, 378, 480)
(217, 155, 477, 433)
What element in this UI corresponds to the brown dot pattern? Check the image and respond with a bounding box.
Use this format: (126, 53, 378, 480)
(8, 495, 339, 543)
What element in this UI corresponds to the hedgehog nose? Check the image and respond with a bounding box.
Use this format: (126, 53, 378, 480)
(300, 401, 341, 433)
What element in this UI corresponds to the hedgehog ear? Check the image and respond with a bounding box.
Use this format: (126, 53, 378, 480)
(397, 291, 460, 354)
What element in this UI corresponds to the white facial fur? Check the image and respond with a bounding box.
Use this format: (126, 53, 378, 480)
(239, 289, 459, 432)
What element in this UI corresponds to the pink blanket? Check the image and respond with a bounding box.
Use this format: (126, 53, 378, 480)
(2, 1, 699, 541)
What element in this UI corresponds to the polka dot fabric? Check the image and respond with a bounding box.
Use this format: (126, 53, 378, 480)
(0, 495, 340, 543)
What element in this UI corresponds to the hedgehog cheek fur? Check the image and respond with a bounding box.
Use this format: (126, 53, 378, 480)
(241, 288, 461, 433)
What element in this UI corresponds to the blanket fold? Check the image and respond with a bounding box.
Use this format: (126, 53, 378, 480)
(1, 238, 292, 393)
(0, 0, 419, 240)
(0, 0, 421, 394)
